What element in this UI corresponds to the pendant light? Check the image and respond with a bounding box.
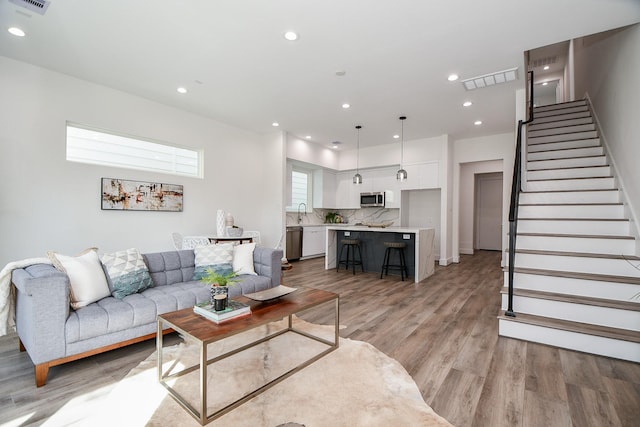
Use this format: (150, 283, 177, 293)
(397, 116, 408, 181)
(353, 125, 363, 184)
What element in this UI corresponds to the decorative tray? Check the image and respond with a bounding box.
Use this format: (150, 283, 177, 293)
(244, 285, 297, 301)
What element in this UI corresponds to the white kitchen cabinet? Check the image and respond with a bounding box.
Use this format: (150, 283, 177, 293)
(302, 226, 327, 257)
(399, 162, 439, 190)
(313, 169, 337, 209)
(335, 171, 361, 208)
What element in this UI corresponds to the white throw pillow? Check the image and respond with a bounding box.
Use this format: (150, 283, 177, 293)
(47, 248, 111, 309)
(232, 242, 257, 275)
(192, 243, 234, 280)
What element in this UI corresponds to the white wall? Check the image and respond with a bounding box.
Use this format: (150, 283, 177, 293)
(573, 23, 640, 252)
(0, 56, 284, 266)
(452, 133, 515, 264)
(286, 134, 339, 170)
(401, 189, 441, 258)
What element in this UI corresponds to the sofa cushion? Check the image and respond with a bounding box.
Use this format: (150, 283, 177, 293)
(143, 250, 196, 286)
(232, 242, 257, 276)
(47, 248, 111, 309)
(192, 243, 234, 280)
(101, 248, 153, 298)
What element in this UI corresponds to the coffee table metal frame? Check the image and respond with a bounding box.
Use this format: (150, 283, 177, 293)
(156, 288, 339, 425)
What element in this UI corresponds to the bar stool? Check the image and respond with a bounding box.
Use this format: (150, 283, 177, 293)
(337, 239, 364, 275)
(380, 242, 409, 281)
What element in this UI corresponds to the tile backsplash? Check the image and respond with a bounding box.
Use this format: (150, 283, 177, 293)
(286, 208, 399, 226)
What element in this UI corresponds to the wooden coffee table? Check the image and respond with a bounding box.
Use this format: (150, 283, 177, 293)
(156, 287, 339, 425)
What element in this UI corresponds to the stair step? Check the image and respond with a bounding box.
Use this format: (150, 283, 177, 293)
(528, 130, 598, 144)
(519, 189, 620, 204)
(504, 267, 640, 300)
(527, 176, 615, 192)
(534, 105, 589, 118)
(512, 249, 640, 277)
(518, 203, 624, 219)
(518, 218, 630, 235)
(498, 313, 640, 362)
(528, 138, 601, 152)
(531, 110, 592, 125)
(528, 123, 595, 138)
(533, 100, 587, 112)
(528, 155, 607, 170)
(501, 290, 639, 331)
(528, 116, 593, 131)
(527, 146, 603, 161)
(516, 233, 635, 255)
(527, 165, 611, 180)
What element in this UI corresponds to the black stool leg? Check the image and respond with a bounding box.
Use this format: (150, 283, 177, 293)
(356, 244, 364, 272)
(337, 244, 345, 272)
(380, 247, 389, 279)
(400, 248, 409, 280)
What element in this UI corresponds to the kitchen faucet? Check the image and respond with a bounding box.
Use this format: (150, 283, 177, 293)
(297, 202, 307, 224)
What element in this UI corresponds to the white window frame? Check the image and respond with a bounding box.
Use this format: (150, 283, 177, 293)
(286, 166, 313, 212)
(66, 123, 203, 178)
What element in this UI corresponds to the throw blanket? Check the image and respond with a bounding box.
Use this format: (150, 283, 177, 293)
(0, 257, 51, 336)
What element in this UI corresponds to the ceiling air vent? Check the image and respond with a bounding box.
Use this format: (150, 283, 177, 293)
(461, 67, 519, 91)
(9, 0, 50, 15)
(531, 56, 557, 68)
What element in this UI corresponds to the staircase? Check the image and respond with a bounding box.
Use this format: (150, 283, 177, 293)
(498, 99, 640, 362)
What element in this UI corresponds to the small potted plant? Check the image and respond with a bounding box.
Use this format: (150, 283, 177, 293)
(200, 268, 239, 308)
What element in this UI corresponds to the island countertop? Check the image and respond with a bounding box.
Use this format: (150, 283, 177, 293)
(324, 226, 436, 283)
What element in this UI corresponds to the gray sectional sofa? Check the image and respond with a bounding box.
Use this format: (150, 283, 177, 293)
(12, 246, 282, 386)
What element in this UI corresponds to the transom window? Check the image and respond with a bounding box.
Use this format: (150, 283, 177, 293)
(66, 123, 202, 178)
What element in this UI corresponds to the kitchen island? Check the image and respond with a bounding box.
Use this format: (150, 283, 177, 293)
(325, 226, 436, 283)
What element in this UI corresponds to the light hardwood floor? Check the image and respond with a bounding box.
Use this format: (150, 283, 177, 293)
(1, 251, 638, 426)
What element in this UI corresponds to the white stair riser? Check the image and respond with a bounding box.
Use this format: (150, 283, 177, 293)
(518, 204, 625, 218)
(498, 320, 640, 363)
(504, 271, 640, 301)
(528, 156, 607, 170)
(534, 101, 587, 112)
(527, 177, 615, 192)
(529, 130, 598, 144)
(528, 138, 600, 153)
(514, 253, 640, 277)
(528, 146, 603, 161)
(519, 190, 619, 205)
(516, 235, 635, 255)
(518, 219, 630, 235)
(532, 111, 592, 124)
(500, 295, 639, 331)
(528, 166, 611, 180)
(528, 117, 593, 131)
(534, 105, 589, 118)
(528, 123, 595, 138)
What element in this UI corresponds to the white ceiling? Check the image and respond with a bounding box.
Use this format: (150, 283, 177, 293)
(1, 0, 639, 150)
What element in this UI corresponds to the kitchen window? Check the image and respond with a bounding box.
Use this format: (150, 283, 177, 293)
(287, 168, 312, 212)
(66, 123, 202, 178)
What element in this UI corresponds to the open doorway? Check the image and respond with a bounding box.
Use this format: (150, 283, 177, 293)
(475, 172, 503, 251)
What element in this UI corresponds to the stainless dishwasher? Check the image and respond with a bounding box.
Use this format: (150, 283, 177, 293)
(286, 226, 303, 261)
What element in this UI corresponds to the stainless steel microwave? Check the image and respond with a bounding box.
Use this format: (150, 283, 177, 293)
(360, 192, 385, 207)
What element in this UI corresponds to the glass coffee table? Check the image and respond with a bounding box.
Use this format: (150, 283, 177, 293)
(156, 287, 339, 425)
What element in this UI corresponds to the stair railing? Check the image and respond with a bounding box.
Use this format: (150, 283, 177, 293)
(506, 70, 534, 317)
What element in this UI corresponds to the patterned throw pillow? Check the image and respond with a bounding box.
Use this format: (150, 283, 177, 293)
(47, 248, 111, 309)
(101, 248, 153, 299)
(192, 243, 234, 280)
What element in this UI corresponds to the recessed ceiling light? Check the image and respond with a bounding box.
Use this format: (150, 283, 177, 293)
(448, 74, 459, 82)
(272, 122, 280, 127)
(177, 87, 187, 94)
(474, 120, 483, 126)
(305, 135, 311, 139)
(542, 82, 548, 86)
(543, 65, 550, 70)
(463, 101, 473, 107)
(335, 70, 346, 76)
(283, 31, 298, 41)
(8, 27, 25, 37)
(393, 135, 400, 139)
(342, 103, 350, 109)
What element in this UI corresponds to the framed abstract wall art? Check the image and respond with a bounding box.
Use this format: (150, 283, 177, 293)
(101, 178, 183, 211)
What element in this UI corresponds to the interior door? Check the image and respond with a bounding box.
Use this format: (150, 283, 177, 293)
(475, 173, 503, 251)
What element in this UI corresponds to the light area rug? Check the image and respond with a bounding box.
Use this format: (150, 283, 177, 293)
(46, 318, 453, 427)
